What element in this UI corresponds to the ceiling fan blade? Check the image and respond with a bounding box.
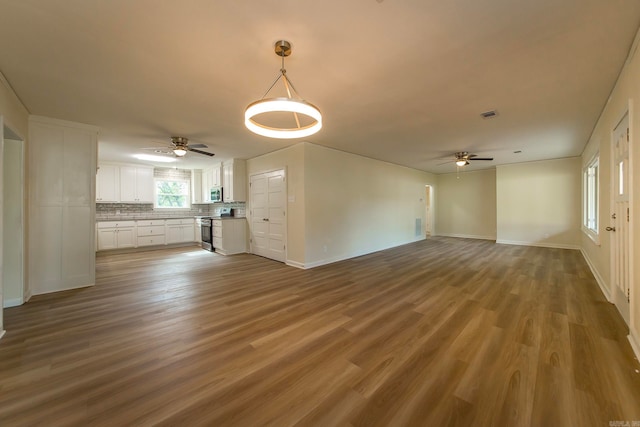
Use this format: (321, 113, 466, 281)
(469, 157, 494, 161)
(467, 154, 477, 158)
(188, 143, 208, 149)
(437, 160, 456, 165)
(188, 147, 215, 157)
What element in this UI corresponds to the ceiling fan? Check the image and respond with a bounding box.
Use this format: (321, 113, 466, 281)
(440, 151, 494, 166)
(142, 136, 215, 157)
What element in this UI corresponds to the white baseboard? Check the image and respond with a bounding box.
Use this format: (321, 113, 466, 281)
(0, 329, 5, 341)
(3, 297, 23, 308)
(32, 282, 94, 296)
(285, 260, 305, 270)
(580, 248, 611, 302)
(436, 233, 495, 241)
(24, 289, 32, 303)
(628, 330, 640, 362)
(496, 239, 580, 250)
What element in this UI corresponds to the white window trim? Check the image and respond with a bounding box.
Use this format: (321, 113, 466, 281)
(582, 153, 599, 245)
(154, 177, 191, 210)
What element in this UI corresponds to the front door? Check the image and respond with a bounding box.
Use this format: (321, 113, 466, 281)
(611, 113, 631, 323)
(250, 169, 286, 262)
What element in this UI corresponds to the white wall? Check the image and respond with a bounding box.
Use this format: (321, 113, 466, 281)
(496, 158, 581, 249)
(246, 143, 306, 266)
(247, 142, 436, 268)
(435, 169, 496, 240)
(303, 143, 435, 267)
(581, 28, 640, 358)
(28, 116, 97, 295)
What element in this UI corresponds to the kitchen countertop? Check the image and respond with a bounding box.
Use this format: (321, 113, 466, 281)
(96, 216, 246, 222)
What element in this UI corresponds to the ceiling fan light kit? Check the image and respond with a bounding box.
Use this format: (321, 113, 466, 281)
(245, 40, 322, 139)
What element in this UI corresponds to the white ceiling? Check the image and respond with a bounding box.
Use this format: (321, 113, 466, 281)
(1, 0, 639, 173)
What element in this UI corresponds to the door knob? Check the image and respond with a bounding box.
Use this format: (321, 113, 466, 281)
(606, 226, 616, 231)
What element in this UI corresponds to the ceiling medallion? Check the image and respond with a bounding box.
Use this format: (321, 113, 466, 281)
(245, 40, 322, 139)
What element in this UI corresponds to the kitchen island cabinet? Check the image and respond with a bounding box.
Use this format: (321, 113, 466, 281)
(212, 218, 247, 255)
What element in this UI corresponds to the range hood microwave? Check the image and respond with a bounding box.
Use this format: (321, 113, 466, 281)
(210, 186, 223, 202)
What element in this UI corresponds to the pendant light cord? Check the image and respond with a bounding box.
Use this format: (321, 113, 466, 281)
(258, 50, 302, 129)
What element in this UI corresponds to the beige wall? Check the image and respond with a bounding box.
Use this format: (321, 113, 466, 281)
(304, 143, 435, 267)
(246, 143, 306, 266)
(496, 158, 581, 249)
(581, 28, 640, 357)
(0, 72, 29, 337)
(247, 142, 436, 268)
(435, 169, 496, 240)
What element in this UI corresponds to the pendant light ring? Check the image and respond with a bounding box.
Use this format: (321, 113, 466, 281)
(245, 97, 322, 139)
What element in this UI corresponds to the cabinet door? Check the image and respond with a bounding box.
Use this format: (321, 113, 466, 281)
(165, 226, 182, 244)
(191, 169, 203, 204)
(223, 163, 232, 202)
(119, 166, 137, 202)
(202, 169, 212, 202)
(135, 167, 154, 202)
(212, 164, 221, 187)
(117, 228, 136, 248)
(97, 229, 117, 250)
(96, 165, 119, 202)
(182, 224, 195, 242)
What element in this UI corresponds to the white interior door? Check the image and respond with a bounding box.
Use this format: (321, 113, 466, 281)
(250, 169, 286, 262)
(611, 113, 630, 323)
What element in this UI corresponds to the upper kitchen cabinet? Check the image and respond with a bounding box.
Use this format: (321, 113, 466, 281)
(191, 169, 203, 204)
(120, 165, 154, 203)
(201, 162, 222, 203)
(222, 159, 246, 202)
(96, 164, 119, 202)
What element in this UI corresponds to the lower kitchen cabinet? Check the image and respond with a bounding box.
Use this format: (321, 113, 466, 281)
(136, 219, 166, 247)
(166, 218, 195, 244)
(212, 218, 247, 255)
(97, 221, 136, 250)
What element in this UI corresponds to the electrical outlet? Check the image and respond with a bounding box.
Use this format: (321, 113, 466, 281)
(115, 209, 120, 215)
(198, 208, 202, 213)
(323, 245, 327, 253)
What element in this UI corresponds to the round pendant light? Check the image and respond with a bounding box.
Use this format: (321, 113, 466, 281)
(245, 40, 322, 139)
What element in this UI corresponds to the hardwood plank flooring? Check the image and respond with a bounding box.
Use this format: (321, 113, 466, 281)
(1, 237, 640, 426)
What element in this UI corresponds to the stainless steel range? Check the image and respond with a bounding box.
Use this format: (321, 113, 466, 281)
(200, 217, 214, 251)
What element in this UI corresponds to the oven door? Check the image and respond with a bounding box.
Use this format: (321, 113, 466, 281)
(201, 220, 213, 251)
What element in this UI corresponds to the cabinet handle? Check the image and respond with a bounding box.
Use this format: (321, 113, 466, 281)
(605, 226, 616, 232)
(263, 218, 269, 222)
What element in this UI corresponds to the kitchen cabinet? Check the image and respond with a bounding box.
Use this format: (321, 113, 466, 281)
(201, 163, 222, 203)
(136, 219, 166, 247)
(120, 166, 154, 203)
(96, 164, 119, 202)
(222, 159, 246, 202)
(165, 218, 195, 244)
(212, 218, 247, 255)
(97, 221, 136, 250)
(191, 169, 203, 204)
(212, 163, 222, 187)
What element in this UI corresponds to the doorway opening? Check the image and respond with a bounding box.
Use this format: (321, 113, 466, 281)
(425, 185, 433, 237)
(2, 122, 26, 312)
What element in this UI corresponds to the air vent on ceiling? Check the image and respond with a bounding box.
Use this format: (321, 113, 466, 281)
(480, 110, 498, 119)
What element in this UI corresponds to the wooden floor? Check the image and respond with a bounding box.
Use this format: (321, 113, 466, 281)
(1, 237, 640, 426)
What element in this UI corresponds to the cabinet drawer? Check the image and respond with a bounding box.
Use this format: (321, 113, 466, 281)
(137, 226, 165, 237)
(97, 221, 136, 229)
(166, 218, 194, 226)
(212, 226, 223, 238)
(212, 237, 223, 248)
(137, 235, 165, 247)
(136, 219, 165, 227)
(212, 220, 223, 227)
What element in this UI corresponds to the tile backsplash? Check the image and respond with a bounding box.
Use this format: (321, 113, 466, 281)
(96, 202, 246, 220)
